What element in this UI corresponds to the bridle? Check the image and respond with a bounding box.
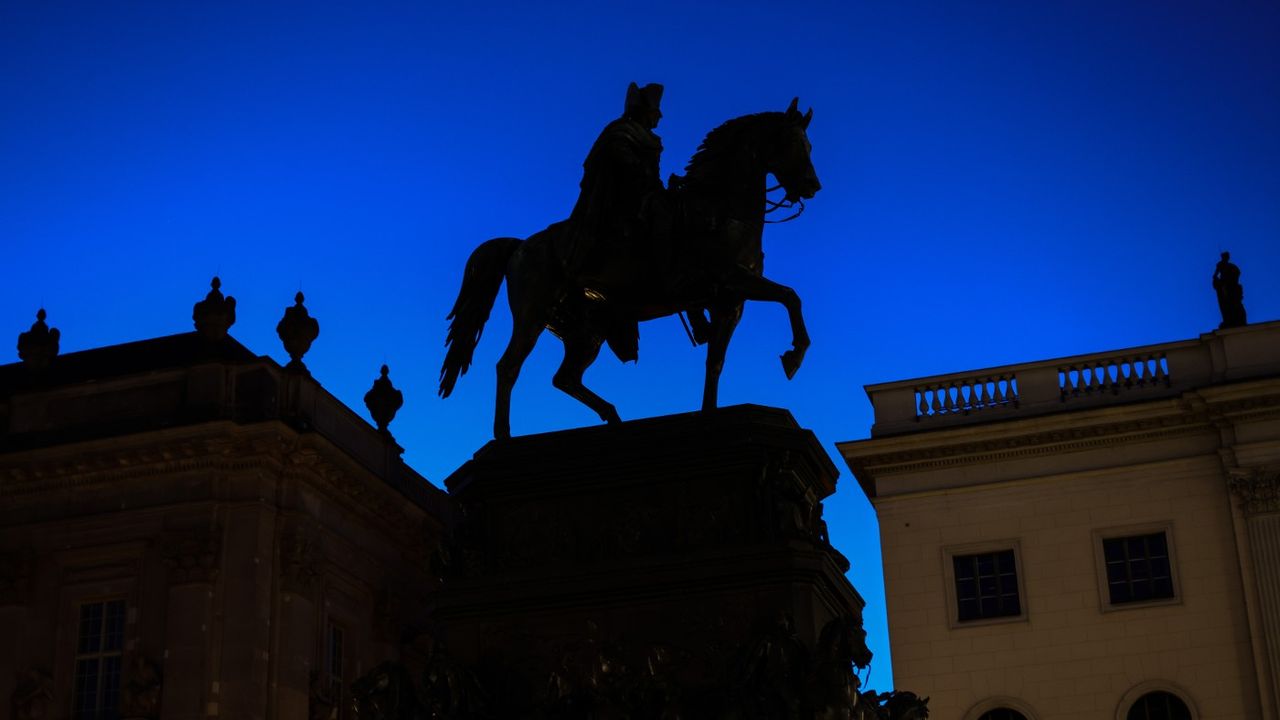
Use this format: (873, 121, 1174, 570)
(764, 183, 805, 223)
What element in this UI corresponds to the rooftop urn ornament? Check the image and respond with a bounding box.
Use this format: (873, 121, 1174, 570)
(276, 291, 320, 371)
(1212, 251, 1247, 329)
(17, 308, 59, 371)
(192, 276, 236, 341)
(364, 364, 404, 434)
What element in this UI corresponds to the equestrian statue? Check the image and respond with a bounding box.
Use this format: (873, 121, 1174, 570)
(440, 83, 821, 439)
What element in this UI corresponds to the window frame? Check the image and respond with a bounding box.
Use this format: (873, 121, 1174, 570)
(72, 596, 128, 720)
(55, 544, 142, 720)
(1114, 681, 1199, 720)
(1092, 522, 1181, 613)
(319, 612, 354, 720)
(962, 696, 1039, 720)
(942, 539, 1028, 629)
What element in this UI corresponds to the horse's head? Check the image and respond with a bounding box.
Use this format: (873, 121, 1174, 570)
(767, 98, 821, 202)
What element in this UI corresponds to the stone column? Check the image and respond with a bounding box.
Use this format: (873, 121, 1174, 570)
(275, 519, 321, 720)
(1230, 468, 1280, 718)
(160, 527, 220, 720)
(214, 505, 276, 720)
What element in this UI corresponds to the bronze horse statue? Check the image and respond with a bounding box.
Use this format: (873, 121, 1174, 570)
(440, 99, 820, 439)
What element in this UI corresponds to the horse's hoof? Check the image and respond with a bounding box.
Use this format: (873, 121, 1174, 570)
(603, 408, 622, 424)
(781, 351, 802, 380)
(494, 425, 512, 440)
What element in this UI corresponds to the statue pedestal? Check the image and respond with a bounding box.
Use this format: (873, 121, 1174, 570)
(433, 405, 868, 716)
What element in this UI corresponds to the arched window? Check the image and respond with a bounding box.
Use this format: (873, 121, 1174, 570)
(1127, 691, 1192, 720)
(978, 710, 1028, 720)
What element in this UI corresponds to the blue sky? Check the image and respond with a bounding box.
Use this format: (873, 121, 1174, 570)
(3, 1, 1278, 689)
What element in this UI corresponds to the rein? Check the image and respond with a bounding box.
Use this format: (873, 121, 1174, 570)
(763, 183, 804, 223)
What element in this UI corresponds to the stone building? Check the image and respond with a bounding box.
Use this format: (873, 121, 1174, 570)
(839, 320, 1280, 719)
(0, 288, 446, 720)
(0, 283, 888, 719)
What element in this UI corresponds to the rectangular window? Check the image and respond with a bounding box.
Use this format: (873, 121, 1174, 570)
(326, 622, 345, 717)
(74, 599, 126, 720)
(953, 549, 1021, 622)
(1103, 532, 1174, 605)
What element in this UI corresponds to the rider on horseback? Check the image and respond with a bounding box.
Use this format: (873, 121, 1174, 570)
(560, 83, 710, 358)
(562, 82, 664, 284)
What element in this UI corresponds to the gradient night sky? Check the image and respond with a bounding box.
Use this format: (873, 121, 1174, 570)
(3, 1, 1278, 688)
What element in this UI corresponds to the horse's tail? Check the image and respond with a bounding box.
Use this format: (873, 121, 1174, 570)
(439, 237, 522, 398)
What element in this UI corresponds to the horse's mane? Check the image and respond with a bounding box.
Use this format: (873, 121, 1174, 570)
(683, 112, 784, 183)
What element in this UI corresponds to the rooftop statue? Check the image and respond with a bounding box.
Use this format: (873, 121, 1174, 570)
(440, 85, 821, 439)
(1213, 251, 1247, 329)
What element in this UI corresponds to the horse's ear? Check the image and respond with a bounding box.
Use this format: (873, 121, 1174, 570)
(786, 97, 799, 117)
(802, 108, 813, 129)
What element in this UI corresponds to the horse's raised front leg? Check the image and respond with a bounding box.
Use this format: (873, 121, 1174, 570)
(727, 270, 810, 379)
(552, 331, 621, 425)
(702, 304, 743, 412)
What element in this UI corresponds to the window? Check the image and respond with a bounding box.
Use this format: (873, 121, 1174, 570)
(74, 599, 126, 720)
(1127, 691, 1191, 720)
(953, 549, 1021, 622)
(979, 710, 1028, 720)
(1095, 526, 1179, 609)
(325, 621, 345, 717)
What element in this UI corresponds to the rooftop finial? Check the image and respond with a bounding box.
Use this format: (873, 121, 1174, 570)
(17, 307, 60, 371)
(364, 364, 404, 435)
(277, 291, 320, 372)
(193, 276, 237, 341)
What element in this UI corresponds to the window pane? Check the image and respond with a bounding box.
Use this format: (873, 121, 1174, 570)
(979, 709, 1029, 720)
(78, 604, 103, 654)
(979, 576, 998, 596)
(75, 599, 127, 719)
(104, 600, 126, 652)
(953, 549, 1020, 621)
(102, 655, 122, 720)
(976, 555, 995, 575)
(1127, 691, 1191, 720)
(74, 658, 99, 717)
(1104, 532, 1176, 605)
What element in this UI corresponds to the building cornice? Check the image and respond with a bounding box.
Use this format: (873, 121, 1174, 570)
(842, 387, 1280, 494)
(0, 421, 437, 549)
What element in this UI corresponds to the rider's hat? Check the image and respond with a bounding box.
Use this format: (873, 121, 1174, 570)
(624, 82, 664, 116)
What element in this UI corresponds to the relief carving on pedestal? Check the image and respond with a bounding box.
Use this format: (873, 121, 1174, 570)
(1227, 467, 1280, 517)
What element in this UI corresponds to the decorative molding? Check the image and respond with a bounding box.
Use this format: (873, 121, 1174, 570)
(280, 519, 323, 598)
(851, 394, 1280, 478)
(120, 651, 163, 718)
(853, 417, 1208, 477)
(0, 425, 429, 551)
(283, 439, 425, 548)
(161, 524, 221, 585)
(0, 432, 288, 498)
(1228, 467, 1280, 517)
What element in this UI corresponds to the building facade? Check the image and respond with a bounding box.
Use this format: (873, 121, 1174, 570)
(840, 321, 1280, 720)
(0, 315, 446, 719)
